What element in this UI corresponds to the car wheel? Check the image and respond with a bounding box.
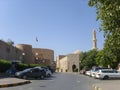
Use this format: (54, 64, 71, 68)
(40, 75, 44, 79)
(104, 76, 109, 80)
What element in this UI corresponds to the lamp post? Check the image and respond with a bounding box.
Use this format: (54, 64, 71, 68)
(22, 53, 25, 63)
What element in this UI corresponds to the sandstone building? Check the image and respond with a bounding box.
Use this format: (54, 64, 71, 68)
(0, 40, 54, 67)
(56, 50, 81, 72)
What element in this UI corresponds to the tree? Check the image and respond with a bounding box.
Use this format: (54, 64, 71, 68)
(79, 52, 85, 62)
(6, 39, 14, 46)
(81, 49, 98, 69)
(79, 52, 86, 70)
(95, 50, 104, 66)
(88, 0, 120, 68)
(95, 50, 111, 67)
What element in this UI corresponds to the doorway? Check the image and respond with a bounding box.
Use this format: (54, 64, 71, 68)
(72, 64, 77, 72)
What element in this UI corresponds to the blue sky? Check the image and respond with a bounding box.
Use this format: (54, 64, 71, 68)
(0, 0, 104, 59)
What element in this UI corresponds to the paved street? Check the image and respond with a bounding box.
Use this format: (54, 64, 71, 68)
(0, 73, 115, 90)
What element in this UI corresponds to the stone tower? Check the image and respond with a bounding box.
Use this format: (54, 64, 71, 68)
(92, 30, 97, 49)
(16, 44, 34, 64)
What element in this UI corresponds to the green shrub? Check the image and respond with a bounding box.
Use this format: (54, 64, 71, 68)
(0, 59, 11, 73)
(0, 59, 47, 72)
(17, 63, 29, 71)
(17, 63, 46, 71)
(29, 64, 44, 68)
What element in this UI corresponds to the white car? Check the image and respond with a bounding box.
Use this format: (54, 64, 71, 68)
(85, 70, 92, 76)
(95, 69, 120, 80)
(91, 67, 110, 78)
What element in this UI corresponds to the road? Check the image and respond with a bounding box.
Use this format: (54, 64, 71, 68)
(0, 73, 102, 90)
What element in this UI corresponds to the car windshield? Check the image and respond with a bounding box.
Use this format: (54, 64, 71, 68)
(93, 67, 109, 72)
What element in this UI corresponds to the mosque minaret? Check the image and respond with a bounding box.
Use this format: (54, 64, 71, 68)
(92, 30, 97, 49)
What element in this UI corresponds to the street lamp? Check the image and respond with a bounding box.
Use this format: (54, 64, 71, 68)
(35, 53, 38, 56)
(36, 57, 38, 60)
(22, 53, 25, 63)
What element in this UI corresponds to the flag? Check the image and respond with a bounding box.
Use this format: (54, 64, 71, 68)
(36, 37, 38, 42)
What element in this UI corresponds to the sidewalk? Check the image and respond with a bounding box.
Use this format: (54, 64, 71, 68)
(92, 80, 120, 90)
(0, 73, 31, 88)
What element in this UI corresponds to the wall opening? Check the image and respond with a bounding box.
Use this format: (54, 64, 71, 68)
(72, 64, 76, 72)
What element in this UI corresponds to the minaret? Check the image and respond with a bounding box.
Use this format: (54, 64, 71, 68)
(92, 30, 97, 49)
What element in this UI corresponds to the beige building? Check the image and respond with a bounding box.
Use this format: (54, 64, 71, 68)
(0, 40, 54, 67)
(56, 50, 81, 72)
(56, 55, 66, 71)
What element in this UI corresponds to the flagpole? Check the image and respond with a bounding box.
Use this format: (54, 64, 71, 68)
(36, 37, 38, 48)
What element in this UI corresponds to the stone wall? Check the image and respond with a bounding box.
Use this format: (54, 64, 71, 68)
(67, 54, 80, 72)
(57, 53, 80, 72)
(0, 40, 21, 61)
(16, 44, 34, 64)
(56, 55, 66, 71)
(0, 40, 54, 66)
(32, 48, 54, 66)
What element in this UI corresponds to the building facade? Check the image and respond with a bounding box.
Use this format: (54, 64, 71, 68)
(32, 48, 54, 67)
(56, 55, 66, 71)
(0, 40, 54, 67)
(0, 40, 21, 61)
(56, 50, 81, 72)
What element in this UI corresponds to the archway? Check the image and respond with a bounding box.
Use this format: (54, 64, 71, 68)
(72, 64, 77, 72)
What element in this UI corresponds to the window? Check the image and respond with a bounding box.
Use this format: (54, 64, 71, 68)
(113, 70, 118, 73)
(33, 68, 39, 73)
(108, 70, 114, 73)
(102, 71, 108, 73)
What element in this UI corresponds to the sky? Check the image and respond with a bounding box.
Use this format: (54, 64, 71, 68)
(0, 0, 104, 60)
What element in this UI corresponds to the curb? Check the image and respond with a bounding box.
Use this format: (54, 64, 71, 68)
(0, 80, 31, 88)
(92, 84, 102, 90)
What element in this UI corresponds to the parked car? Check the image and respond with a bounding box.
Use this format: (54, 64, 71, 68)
(95, 69, 120, 80)
(44, 68, 52, 77)
(85, 69, 92, 76)
(80, 70, 86, 74)
(33, 66, 52, 77)
(15, 68, 46, 79)
(91, 67, 110, 78)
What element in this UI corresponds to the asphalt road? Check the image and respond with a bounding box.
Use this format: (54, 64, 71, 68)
(0, 73, 102, 90)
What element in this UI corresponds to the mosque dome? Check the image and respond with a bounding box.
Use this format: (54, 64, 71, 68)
(73, 50, 81, 54)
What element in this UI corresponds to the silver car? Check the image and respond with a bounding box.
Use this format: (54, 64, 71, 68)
(95, 69, 120, 80)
